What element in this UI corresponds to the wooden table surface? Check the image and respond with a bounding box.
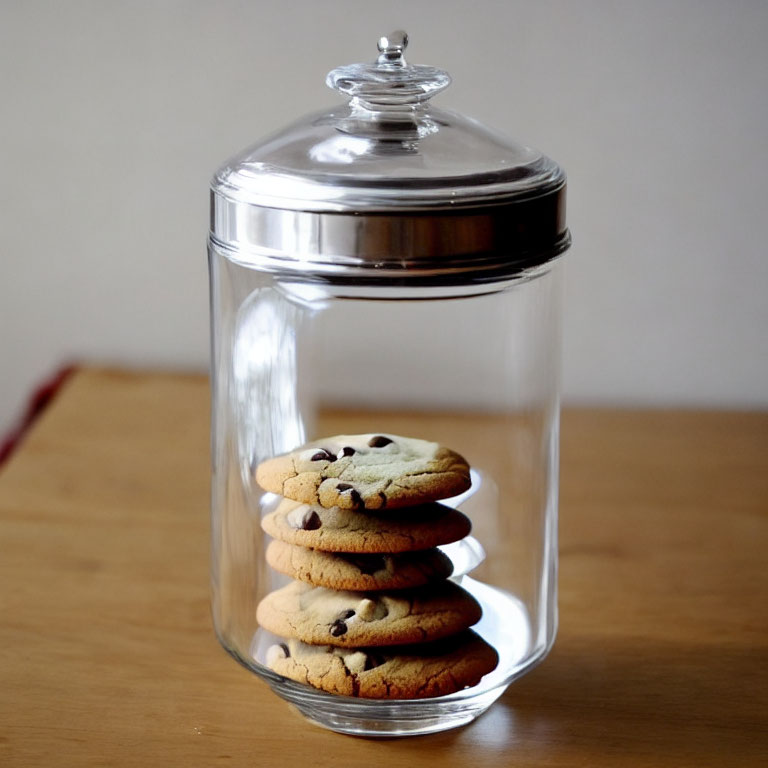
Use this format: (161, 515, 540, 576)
(1, 369, 766, 767)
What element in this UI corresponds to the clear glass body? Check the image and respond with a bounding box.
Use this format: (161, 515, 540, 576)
(209, 243, 562, 736)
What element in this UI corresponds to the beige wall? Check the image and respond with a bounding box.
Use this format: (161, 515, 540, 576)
(1, 1, 767, 434)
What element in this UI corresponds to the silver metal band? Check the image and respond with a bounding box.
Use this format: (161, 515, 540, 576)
(210, 182, 569, 281)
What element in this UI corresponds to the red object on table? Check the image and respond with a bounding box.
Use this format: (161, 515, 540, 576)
(0, 366, 75, 465)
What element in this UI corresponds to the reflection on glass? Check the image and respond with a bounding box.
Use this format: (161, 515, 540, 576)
(232, 287, 305, 488)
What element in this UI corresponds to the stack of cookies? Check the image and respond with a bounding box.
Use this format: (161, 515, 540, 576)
(254, 433, 498, 699)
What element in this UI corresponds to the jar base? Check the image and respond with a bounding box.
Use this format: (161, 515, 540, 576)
(269, 678, 508, 737)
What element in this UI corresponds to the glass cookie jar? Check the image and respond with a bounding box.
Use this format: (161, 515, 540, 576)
(208, 31, 570, 737)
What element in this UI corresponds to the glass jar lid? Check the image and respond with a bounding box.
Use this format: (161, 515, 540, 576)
(210, 32, 569, 284)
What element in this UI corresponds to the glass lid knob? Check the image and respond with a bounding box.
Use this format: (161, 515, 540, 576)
(376, 30, 409, 63)
(326, 31, 451, 108)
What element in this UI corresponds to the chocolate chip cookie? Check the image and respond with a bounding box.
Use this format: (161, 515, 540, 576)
(256, 580, 482, 647)
(265, 540, 454, 591)
(262, 498, 471, 553)
(265, 630, 499, 699)
(255, 434, 471, 510)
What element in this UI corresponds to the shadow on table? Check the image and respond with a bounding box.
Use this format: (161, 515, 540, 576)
(410, 638, 768, 766)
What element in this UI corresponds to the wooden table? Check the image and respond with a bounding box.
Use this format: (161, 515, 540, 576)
(1, 369, 766, 767)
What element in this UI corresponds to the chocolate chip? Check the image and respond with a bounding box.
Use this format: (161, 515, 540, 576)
(367, 435, 393, 448)
(279, 643, 290, 658)
(338, 446, 356, 458)
(310, 449, 336, 462)
(301, 510, 322, 530)
(330, 619, 348, 637)
(336, 483, 362, 507)
(338, 609, 356, 620)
